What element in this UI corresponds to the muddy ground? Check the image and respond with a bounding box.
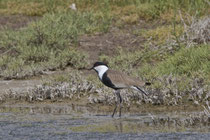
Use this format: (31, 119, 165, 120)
(0, 15, 39, 30)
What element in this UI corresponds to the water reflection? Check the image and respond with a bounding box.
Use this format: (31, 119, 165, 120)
(0, 104, 209, 133)
(113, 120, 123, 132)
(0, 104, 93, 115)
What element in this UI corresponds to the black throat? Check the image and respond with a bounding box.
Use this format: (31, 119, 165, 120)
(100, 72, 119, 90)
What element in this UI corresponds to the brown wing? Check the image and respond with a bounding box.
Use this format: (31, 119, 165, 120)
(107, 69, 145, 88)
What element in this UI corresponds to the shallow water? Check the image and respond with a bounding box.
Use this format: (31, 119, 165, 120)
(0, 104, 209, 140)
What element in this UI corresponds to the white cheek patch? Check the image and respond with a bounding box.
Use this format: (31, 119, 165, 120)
(94, 65, 108, 80)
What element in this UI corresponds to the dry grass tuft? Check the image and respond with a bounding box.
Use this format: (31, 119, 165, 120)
(180, 14, 210, 47)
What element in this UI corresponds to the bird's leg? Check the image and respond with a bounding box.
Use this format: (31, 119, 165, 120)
(112, 104, 117, 118)
(112, 90, 119, 118)
(112, 90, 122, 118)
(119, 92, 122, 117)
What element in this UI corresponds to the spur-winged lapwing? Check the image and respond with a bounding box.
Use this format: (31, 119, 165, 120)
(89, 62, 151, 117)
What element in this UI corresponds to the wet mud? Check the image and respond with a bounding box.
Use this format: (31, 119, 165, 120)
(0, 103, 209, 140)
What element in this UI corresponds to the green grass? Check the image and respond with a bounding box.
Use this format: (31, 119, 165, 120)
(156, 45, 210, 77)
(0, 0, 70, 16)
(0, 0, 209, 83)
(0, 11, 112, 79)
(0, 0, 209, 22)
(139, 25, 184, 45)
(100, 44, 210, 88)
(99, 46, 159, 74)
(132, 44, 210, 81)
(141, 44, 210, 88)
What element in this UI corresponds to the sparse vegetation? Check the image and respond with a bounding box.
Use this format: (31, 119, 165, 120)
(140, 25, 184, 45)
(0, 11, 112, 79)
(156, 45, 210, 77)
(0, 0, 209, 110)
(0, 1, 210, 138)
(0, 0, 209, 21)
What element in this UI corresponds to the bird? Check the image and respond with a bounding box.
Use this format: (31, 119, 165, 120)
(69, 3, 77, 11)
(89, 61, 151, 117)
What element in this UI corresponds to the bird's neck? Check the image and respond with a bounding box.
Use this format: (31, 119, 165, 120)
(94, 65, 108, 80)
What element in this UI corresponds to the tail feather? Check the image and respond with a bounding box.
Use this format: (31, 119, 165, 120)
(131, 86, 148, 96)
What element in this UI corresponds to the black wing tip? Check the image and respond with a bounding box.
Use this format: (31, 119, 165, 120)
(133, 86, 149, 96)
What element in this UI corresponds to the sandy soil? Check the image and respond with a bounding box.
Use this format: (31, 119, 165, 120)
(0, 15, 39, 29)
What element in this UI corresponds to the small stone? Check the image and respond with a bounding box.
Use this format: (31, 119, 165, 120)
(194, 100, 199, 105)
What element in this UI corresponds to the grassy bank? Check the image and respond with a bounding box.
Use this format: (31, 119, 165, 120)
(1, 0, 209, 21)
(0, 11, 112, 79)
(0, 0, 209, 108)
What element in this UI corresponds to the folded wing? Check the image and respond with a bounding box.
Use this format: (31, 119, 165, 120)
(107, 70, 145, 88)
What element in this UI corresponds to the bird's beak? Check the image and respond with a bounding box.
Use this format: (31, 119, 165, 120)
(88, 67, 93, 70)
